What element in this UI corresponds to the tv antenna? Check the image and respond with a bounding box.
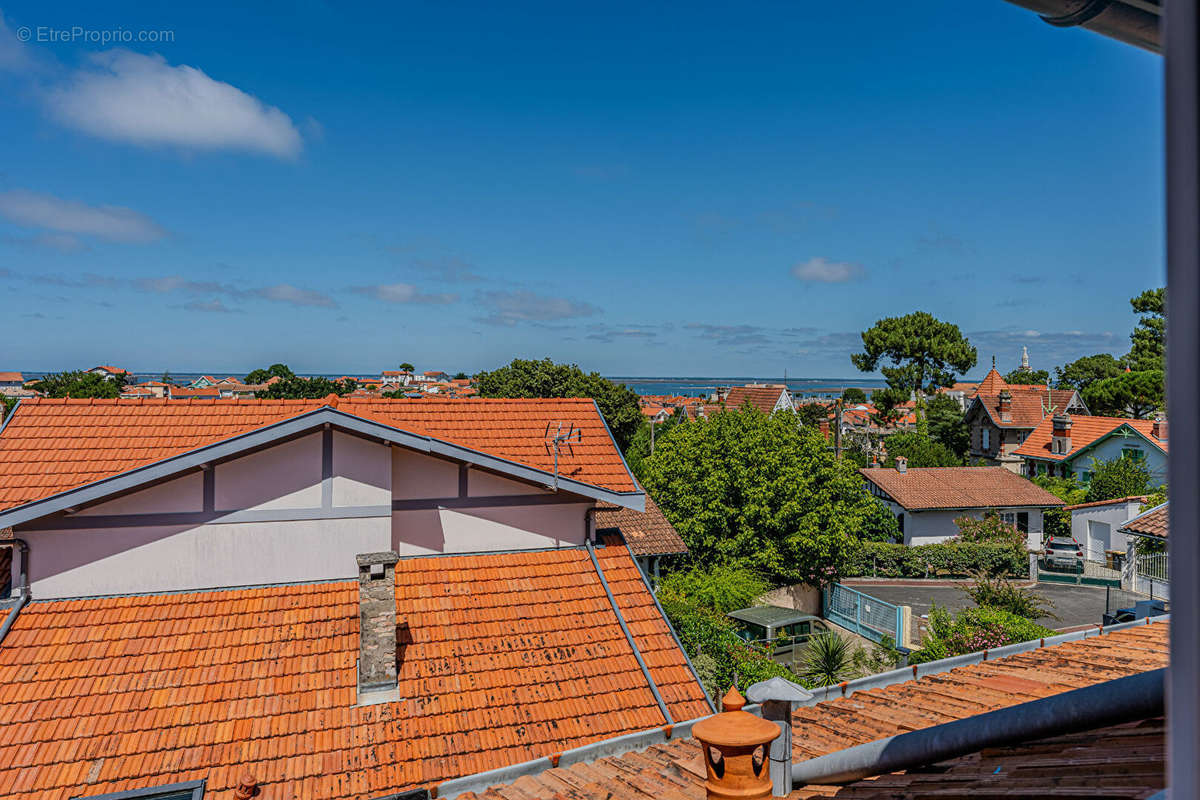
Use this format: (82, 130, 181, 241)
(543, 422, 583, 490)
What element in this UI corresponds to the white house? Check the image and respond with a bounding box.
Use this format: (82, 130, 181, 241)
(1063, 495, 1149, 563)
(1014, 413, 1167, 486)
(860, 462, 1065, 549)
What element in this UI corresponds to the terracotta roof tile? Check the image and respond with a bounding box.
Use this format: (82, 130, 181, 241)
(720, 387, 790, 415)
(1121, 503, 1168, 539)
(1063, 495, 1149, 511)
(0, 542, 707, 799)
(595, 495, 688, 557)
(456, 621, 1168, 800)
(0, 397, 637, 511)
(859, 466, 1064, 510)
(1013, 414, 1168, 461)
(0, 372, 22, 382)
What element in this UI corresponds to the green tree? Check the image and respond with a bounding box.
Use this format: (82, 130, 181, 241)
(474, 358, 643, 451)
(259, 375, 357, 399)
(925, 394, 970, 458)
(871, 387, 909, 425)
(1084, 456, 1153, 503)
(1054, 353, 1124, 393)
(1082, 369, 1164, 419)
(641, 408, 897, 585)
(245, 363, 295, 384)
(1, 395, 18, 420)
(961, 571, 1057, 620)
(796, 401, 832, 428)
(659, 565, 770, 614)
(399, 362, 415, 373)
(1003, 368, 1049, 385)
(29, 371, 124, 398)
(882, 430, 962, 468)
(851, 311, 977, 420)
(1127, 288, 1165, 372)
(841, 387, 867, 404)
(453, 372, 468, 380)
(1033, 475, 1086, 539)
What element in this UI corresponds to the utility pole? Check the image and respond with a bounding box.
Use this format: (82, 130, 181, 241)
(650, 417, 656, 454)
(834, 398, 843, 460)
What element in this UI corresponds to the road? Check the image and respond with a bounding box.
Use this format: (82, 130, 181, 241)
(841, 580, 1115, 630)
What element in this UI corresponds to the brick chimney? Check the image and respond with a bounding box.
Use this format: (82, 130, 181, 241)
(998, 389, 1012, 423)
(357, 551, 400, 696)
(1153, 414, 1167, 441)
(693, 687, 780, 800)
(895, 455, 907, 474)
(1051, 413, 1072, 455)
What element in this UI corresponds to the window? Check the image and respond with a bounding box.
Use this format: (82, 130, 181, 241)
(1080, 469, 1093, 484)
(1017, 512, 1029, 533)
(75, 781, 205, 800)
(982, 427, 990, 450)
(1123, 447, 1146, 461)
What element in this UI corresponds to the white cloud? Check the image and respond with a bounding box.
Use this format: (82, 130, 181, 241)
(791, 257, 865, 283)
(45, 50, 302, 158)
(0, 189, 166, 242)
(182, 298, 234, 313)
(351, 283, 458, 304)
(252, 283, 336, 308)
(475, 290, 600, 326)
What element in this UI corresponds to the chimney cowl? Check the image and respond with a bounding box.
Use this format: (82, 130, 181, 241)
(693, 687, 780, 800)
(895, 456, 908, 474)
(233, 772, 257, 800)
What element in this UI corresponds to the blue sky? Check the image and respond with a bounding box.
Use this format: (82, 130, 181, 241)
(0, 1, 1163, 378)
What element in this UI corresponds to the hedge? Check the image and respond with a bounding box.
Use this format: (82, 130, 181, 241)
(846, 541, 1027, 579)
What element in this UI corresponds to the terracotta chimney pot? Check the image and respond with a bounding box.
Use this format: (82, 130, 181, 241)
(693, 687, 780, 800)
(233, 772, 257, 799)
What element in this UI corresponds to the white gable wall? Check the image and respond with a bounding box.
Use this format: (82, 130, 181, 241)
(14, 430, 596, 599)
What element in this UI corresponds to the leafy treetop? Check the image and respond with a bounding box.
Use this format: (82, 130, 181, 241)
(1127, 288, 1165, 372)
(1054, 353, 1124, 393)
(399, 362, 415, 373)
(474, 358, 642, 451)
(1084, 455, 1153, 503)
(30, 371, 126, 398)
(851, 311, 977, 401)
(1082, 369, 1163, 419)
(882, 430, 962, 468)
(245, 364, 295, 384)
(640, 406, 897, 585)
(841, 387, 867, 404)
(1003, 368, 1049, 385)
(259, 375, 357, 399)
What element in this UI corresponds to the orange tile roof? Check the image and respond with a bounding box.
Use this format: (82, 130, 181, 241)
(859, 466, 1064, 510)
(1122, 502, 1168, 539)
(455, 621, 1168, 800)
(1013, 414, 1168, 462)
(969, 385, 1082, 430)
(1063, 495, 1149, 511)
(595, 495, 688, 556)
(722, 386, 790, 414)
(0, 372, 22, 382)
(0, 541, 708, 800)
(90, 365, 129, 375)
(0, 397, 637, 512)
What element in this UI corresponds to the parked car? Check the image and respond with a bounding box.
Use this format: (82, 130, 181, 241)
(1045, 536, 1084, 570)
(726, 606, 830, 663)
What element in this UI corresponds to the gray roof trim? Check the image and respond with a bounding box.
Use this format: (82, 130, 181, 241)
(0, 406, 644, 529)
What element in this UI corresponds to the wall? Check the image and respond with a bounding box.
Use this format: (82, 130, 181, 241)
(1071, 435, 1168, 486)
(14, 430, 598, 598)
(389, 449, 591, 556)
(1070, 500, 1142, 561)
(904, 507, 1044, 549)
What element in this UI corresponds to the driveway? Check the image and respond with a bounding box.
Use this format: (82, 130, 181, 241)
(841, 579, 1113, 630)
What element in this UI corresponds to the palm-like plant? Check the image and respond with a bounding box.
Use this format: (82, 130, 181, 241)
(799, 632, 856, 687)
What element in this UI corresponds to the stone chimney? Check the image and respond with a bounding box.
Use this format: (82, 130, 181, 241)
(1051, 413, 1073, 456)
(357, 551, 400, 696)
(693, 687, 780, 800)
(895, 455, 907, 474)
(998, 389, 1012, 423)
(1153, 414, 1167, 441)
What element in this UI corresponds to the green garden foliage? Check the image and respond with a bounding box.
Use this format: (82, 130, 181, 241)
(260, 375, 358, 399)
(656, 587, 794, 698)
(244, 363, 295, 384)
(909, 605, 1054, 664)
(882, 430, 962, 468)
(846, 541, 1027, 579)
(1082, 369, 1164, 419)
(1054, 353, 1125, 393)
(1033, 475, 1086, 539)
(658, 565, 770, 615)
(1003, 368, 1050, 385)
(952, 512, 1026, 549)
(642, 407, 898, 585)
(798, 632, 857, 687)
(624, 408, 686, 481)
(925, 393, 970, 458)
(29, 370, 126, 398)
(1084, 456, 1153, 503)
(474, 358, 643, 451)
(841, 387, 867, 404)
(961, 571, 1057, 620)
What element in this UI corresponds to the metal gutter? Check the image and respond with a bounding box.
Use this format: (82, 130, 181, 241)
(0, 539, 30, 646)
(585, 537, 672, 725)
(792, 667, 1165, 786)
(1003, 0, 1161, 52)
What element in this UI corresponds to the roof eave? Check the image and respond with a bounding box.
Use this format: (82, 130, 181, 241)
(0, 406, 645, 528)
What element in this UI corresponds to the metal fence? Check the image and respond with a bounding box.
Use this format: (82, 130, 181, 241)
(823, 583, 902, 645)
(1036, 554, 1122, 587)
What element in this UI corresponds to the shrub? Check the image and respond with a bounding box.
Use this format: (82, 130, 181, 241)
(846, 541, 1027, 579)
(798, 632, 857, 687)
(961, 571, 1057, 620)
(1084, 456, 1152, 503)
(909, 605, 1055, 664)
(952, 512, 1025, 549)
(659, 565, 771, 614)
